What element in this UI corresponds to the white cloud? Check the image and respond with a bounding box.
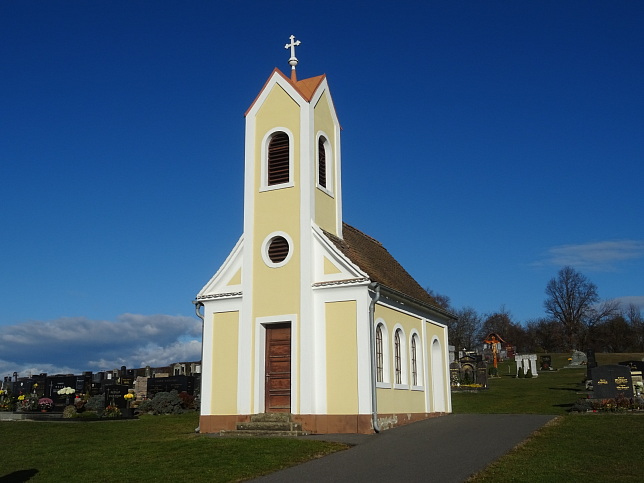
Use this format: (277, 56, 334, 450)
(614, 295, 644, 310)
(539, 240, 644, 271)
(0, 314, 202, 377)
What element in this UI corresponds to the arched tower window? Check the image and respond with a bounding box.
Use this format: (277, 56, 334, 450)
(267, 132, 290, 186)
(318, 136, 327, 189)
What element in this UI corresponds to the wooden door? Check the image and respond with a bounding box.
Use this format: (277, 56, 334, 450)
(265, 323, 291, 412)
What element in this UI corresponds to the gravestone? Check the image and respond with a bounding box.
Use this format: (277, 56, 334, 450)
(12, 380, 33, 396)
(75, 375, 91, 394)
(619, 360, 644, 391)
(619, 360, 644, 373)
(586, 349, 597, 380)
(570, 350, 587, 366)
(540, 355, 552, 371)
(146, 375, 195, 397)
(591, 365, 634, 399)
(104, 385, 129, 409)
(449, 362, 460, 387)
(515, 354, 539, 377)
(476, 360, 488, 388)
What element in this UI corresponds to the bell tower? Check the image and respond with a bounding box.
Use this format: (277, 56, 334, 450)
(241, 36, 343, 322)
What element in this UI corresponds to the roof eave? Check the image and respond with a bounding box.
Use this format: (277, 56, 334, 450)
(375, 283, 458, 321)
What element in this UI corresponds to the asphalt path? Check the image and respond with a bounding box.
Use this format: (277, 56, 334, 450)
(252, 413, 557, 482)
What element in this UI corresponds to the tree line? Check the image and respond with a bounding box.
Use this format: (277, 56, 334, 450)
(428, 266, 644, 354)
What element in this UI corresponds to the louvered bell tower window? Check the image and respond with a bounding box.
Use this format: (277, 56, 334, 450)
(267, 236, 290, 263)
(318, 137, 327, 188)
(267, 132, 290, 185)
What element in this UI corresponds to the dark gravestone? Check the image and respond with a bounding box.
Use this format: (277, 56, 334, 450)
(449, 362, 460, 387)
(540, 355, 552, 371)
(476, 361, 488, 388)
(104, 385, 129, 409)
(591, 365, 634, 399)
(619, 360, 644, 373)
(146, 375, 195, 397)
(120, 377, 134, 387)
(48, 376, 77, 409)
(461, 364, 475, 384)
(75, 375, 90, 394)
(12, 380, 33, 396)
(586, 349, 597, 380)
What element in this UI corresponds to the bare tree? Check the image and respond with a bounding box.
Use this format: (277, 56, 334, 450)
(526, 318, 566, 353)
(583, 299, 619, 349)
(449, 307, 482, 350)
(543, 266, 599, 350)
(425, 288, 452, 311)
(626, 303, 644, 351)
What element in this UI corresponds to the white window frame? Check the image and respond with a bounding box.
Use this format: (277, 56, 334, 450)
(410, 330, 424, 390)
(260, 127, 294, 191)
(261, 231, 294, 268)
(375, 318, 390, 388)
(392, 324, 409, 389)
(316, 131, 334, 197)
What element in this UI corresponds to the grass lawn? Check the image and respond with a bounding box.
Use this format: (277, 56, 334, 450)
(458, 353, 644, 482)
(0, 412, 345, 482)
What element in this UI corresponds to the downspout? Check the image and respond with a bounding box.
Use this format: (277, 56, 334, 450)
(368, 282, 381, 433)
(193, 300, 205, 433)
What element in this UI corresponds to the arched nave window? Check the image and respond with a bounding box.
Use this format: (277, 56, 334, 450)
(411, 334, 418, 386)
(394, 329, 402, 385)
(376, 324, 384, 382)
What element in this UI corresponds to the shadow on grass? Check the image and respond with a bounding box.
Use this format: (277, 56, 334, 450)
(548, 387, 581, 392)
(553, 403, 574, 408)
(0, 469, 39, 482)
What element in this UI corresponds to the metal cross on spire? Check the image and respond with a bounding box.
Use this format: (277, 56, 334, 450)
(284, 35, 301, 81)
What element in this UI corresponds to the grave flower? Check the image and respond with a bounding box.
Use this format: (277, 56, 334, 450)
(635, 381, 643, 396)
(38, 397, 54, 411)
(57, 387, 75, 396)
(124, 392, 135, 409)
(58, 387, 76, 405)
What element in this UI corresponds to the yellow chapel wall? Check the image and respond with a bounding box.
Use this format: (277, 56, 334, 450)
(252, 84, 301, 318)
(375, 304, 426, 414)
(313, 91, 338, 236)
(325, 300, 359, 413)
(210, 311, 239, 414)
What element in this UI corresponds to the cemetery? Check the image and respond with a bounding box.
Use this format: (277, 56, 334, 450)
(3, 351, 642, 482)
(0, 361, 200, 419)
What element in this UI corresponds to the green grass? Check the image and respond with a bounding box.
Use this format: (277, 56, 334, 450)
(458, 353, 644, 482)
(1, 412, 345, 482)
(471, 415, 644, 482)
(452, 361, 587, 414)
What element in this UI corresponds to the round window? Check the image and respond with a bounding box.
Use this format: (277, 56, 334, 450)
(267, 236, 289, 263)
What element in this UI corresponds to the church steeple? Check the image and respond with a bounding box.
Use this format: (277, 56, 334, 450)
(284, 35, 301, 82)
(243, 37, 342, 247)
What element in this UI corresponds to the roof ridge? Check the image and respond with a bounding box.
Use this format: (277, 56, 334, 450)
(342, 222, 383, 247)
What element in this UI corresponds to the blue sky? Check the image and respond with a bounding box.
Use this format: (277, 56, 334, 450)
(1, 1, 643, 376)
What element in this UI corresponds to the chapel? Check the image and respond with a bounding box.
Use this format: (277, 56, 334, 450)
(195, 37, 455, 434)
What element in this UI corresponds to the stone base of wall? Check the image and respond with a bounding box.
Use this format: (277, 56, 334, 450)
(199, 411, 446, 434)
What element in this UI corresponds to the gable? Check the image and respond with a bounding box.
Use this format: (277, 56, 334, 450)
(196, 235, 243, 299)
(312, 224, 368, 285)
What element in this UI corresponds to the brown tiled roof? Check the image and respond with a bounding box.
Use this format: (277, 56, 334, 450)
(323, 223, 444, 311)
(245, 68, 326, 116)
